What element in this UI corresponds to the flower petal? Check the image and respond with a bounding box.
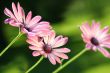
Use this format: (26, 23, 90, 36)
(53, 48, 70, 53)
(29, 46, 42, 50)
(54, 56, 61, 64)
(86, 44, 92, 50)
(53, 37, 68, 48)
(81, 34, 91, 43)
(48, 54, 56, 65)
(80, 22, 91, 39)
(12, 2, 19, 20)
(25, 11, 32, 24)
(4, 8, 16, 19)
(53, 51, 68, 59)
(17, 2, 23, 22)
(32, 51, 40, 56)
(98, 47, 110, 58)
(91, 21, 100, 34)
(97, 26, 109, 40)
(28, 16, 41, 27)
(27, 36, 43, 48)
(32, 21, 52, 30)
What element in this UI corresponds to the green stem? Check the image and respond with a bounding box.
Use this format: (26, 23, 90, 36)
(52, 49, 88, 73)
(25, 56, 44, 73)
(0, 32, 23, 56)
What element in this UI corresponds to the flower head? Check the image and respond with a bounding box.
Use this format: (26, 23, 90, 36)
(27, 30, 70, 65)
(80, 21, 110, 58)
(4, 2, 52, 36)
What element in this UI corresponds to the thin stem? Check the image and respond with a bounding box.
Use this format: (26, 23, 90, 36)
(0, 32, 23, 56)
(52, 49, 88, 73)
(25, 56, 44, 73)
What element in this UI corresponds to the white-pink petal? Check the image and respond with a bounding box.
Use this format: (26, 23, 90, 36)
(28, 16, 41, 27)
(29, 46, 42, 50)
(32, 51, 41, 56)
(53, 52, 68, 59)
(12, 2, 19, 20)
(53, 37, 68, 48)
(54, 56, 62, 64)
(25, 11, 32, 24)
(17, 2, 23, 22)
(98, 47, 110, 58)
(4, 8, 16, 19)
(48, 54, 56, 65)
(53, 48, 70, 53)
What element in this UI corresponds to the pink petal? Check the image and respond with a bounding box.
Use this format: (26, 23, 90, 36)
(100, 34, 110, 43)
(86, 44, 92, 50)
(43, 53, 48, 58)
(27, 36, 43, 48)
(101, 26, 109, 34)
(27, 32, 36, 36)
(53, 37, 68, 48)
(92, 46, 97, 51)
(28, 16, 41, 27)
(80, 22, 91, 39)
(48, 54, 56, 65)
(33, 29, 52, 37)
(98, 47, 110, 58)
(12, 2, 19, 20)
(91, 21, 100, 34)
(26, 39, 38, 46)
(7, 19, 20, 27)
(29, 46, 42, 50)
(32, 51, 41, 56)
(42, 30, 55, 44)
(54, 35, 63, 42)
(25, 11, 32, 24)
(54, 56, 61, 64)
(17, 2, 23, 22)
(97, 27, 109, 40)
(32, 21, 52, 30)
(4, 8, 16, 19)
(21, 7, 25, 22)
(53, 48, 70, 53)
(47, 30, 56, 45)
(53, 51, 68, 59)
(81, 34, 91, 43)
(102, 44, 110, 48)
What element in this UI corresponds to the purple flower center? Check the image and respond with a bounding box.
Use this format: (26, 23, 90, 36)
(91, 37, 99, 46)
(43, 44, 52, 53)
(25, 27, 31, 32)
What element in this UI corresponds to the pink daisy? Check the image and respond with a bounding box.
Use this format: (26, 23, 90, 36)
(80, 21, 110, 58)
(26, 31, 70, 65)
(4, 2, 52, 36)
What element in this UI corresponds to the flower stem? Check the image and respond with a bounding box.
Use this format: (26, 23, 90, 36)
(25, 56, 44, 73)
(52, 49, 88, 73)
(0, 32, 23, 56)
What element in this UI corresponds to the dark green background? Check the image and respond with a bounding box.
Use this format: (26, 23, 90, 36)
(0, 0, 110, 73)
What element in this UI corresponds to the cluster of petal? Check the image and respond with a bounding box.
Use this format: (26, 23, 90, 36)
(80, 21, 110, 58)
(4, 2, 52, 36)
(27, 31, 70, 65)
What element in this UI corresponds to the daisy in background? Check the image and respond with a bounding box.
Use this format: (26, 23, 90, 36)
(27, 30, 70, 65)
(4, 2, 52, 36)
(52, 21, 110, 73)
(80, 21, 110, 58)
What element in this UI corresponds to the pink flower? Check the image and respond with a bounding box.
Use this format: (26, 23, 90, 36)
(27, 31, 70, 65)
(4, 2, 52, 36)
(80, 21, 110, 58)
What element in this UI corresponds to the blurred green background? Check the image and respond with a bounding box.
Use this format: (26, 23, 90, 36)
(0, 0, 110, 73)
